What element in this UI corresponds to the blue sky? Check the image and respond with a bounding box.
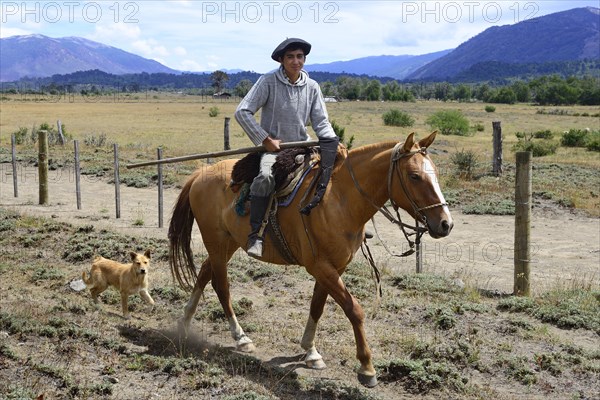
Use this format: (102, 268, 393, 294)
(1, 1, 598, 73)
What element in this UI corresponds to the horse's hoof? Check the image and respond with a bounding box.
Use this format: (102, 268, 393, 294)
(306, 358, 327, 370)
(236, 341, 256, 353)
(357, 373, 378, 388)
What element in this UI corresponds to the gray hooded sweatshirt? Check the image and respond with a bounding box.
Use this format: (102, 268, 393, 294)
(235, 66, 336, 146)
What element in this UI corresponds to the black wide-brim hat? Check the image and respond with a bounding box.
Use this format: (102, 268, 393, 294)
(271, 38, 311, 61)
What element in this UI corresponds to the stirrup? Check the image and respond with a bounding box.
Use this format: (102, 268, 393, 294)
(247, 237, 264, 258)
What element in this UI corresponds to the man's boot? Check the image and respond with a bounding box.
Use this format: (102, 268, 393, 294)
(247, 195, 271, 258)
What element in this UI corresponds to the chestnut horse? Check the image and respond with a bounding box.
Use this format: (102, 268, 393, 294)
(169, 132, 453, 387)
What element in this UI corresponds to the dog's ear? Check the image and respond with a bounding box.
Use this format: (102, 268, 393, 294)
(144, 249, 152, 259)
(130, 252, 137, 261)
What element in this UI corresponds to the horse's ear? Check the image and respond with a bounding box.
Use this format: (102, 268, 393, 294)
(418, 131, 438, 149)
(402, 132, 416, 152)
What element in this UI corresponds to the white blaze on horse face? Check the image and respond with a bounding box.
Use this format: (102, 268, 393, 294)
(422, 159, 451, 214)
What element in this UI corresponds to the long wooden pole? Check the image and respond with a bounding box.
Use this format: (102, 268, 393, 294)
(125, 140, 319, 169)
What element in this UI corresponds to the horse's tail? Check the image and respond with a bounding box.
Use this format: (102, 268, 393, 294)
(168, 172, 200, 292)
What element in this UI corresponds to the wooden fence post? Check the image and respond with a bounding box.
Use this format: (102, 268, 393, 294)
(113, 144, 121, 219)
(157, 148, 163, 228)
(11, 134, 18, 197)
(57, 120, 65, 145)
(74, 140, 81, 210)
(514, 151, 532, 296)
(492, 121, 503, 176)
(38, 130, 49, 205)
(224, 117, 231, 150)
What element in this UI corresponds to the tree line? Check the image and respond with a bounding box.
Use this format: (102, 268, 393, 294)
(2, 69, 598, 106)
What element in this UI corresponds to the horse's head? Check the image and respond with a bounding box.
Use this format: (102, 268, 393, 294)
(390, 131, 453, 238)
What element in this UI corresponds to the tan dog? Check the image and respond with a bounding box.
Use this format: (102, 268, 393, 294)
(82, 249, 155, 319)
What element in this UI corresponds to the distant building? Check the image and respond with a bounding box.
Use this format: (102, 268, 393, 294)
(213, 91, 232, 99)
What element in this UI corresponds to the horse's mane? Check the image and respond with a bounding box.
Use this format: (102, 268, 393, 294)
(347, 141, 397, 158)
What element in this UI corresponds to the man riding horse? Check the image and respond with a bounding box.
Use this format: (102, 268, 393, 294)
(234, 38, 339, 258)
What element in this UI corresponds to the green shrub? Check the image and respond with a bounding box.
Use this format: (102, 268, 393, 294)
(83, 133, 107, 147)
(450, 149, 479, 180)
(561, 129, 589, 147)
(585, 131, 600, 152)
(12, 127, 29, 144)
(383, 109, 415, 127)
(514, 131, 559, 157)
(426, 307, 457, 330)
(513, 140, 558, 157)
(426, 110, 470, 136)
(208, 106, 220, 117)
(498, 290, 600, 333)
(533, 129, 554, 139)
(484, 105, 496, 113)
(34, 122, 72, 145)
(331, 120, 354, 149)
(376, 358, 467, 393)
(472, 123, 485, 132)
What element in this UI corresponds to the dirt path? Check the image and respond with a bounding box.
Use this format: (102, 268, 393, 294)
(1, 164, 599, 294)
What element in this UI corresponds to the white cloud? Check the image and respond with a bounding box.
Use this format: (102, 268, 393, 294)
(178, 59, 206, 72)
(174, 46, 187, 56)
(88, 22, 141, 42)
(132, 39, 169, 58)
(89, 22, 170, 64)
(0, 26, 32, 38)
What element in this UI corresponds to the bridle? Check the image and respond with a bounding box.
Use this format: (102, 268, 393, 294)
(346, 142, 448, 257)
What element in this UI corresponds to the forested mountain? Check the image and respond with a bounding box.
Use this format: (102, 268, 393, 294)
(408, 7, 600, 80)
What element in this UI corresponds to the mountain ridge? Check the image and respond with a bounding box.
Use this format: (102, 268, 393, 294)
(0, 34, 178, 82)
(304, 50, 453, 79)
(408, 6, 600, 80)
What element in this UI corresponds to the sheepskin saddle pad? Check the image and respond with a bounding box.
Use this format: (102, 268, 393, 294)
(230, 147, 318, 215)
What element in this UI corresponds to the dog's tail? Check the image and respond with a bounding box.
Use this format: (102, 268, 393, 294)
(81, 270, 92, 286)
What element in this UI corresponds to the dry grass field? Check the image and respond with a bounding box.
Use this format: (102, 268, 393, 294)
(1, 94, 599, 399)
(1, 93, 599, 214)
(1, 93, 599, 157)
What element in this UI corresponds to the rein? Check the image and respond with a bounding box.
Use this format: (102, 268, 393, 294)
(346, 142, 447, 257)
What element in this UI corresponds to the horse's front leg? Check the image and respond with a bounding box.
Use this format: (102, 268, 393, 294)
(314, 268, 377, 387)
(301, 281, 328, 369)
